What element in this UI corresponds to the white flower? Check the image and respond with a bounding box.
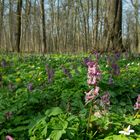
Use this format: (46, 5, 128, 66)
(127, 63, 130, 66)
(119, 125, 134, 135)
(105, 65, 108, 68)
(94, 111, 102, 118)
(131, 62, 134, 65)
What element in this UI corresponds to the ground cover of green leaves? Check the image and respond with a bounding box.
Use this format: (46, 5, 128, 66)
(0, 54, 140, 140)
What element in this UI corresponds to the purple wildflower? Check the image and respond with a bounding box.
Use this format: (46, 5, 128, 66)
(114, 52, 121, 60)
(94, 86, 100, 96)
(101, 92, 110, 106)
(87, 61, 96, 67)
(87, 61, 101, 86)
(111, 63, 120, 75)
(137, 95, 140, 102)
(1, 59, 7, 68)
(108, 75, 114, 85)
(27, 83, 33, 91)
(85, 86, 100, 103)
(62, 67, 72, 79)
(48, 68, 55, 83)
(6, 135, 14, 140)
(134, 94, 140, 110)
(134, 102, 140, 110)
(83, 57, 91, 66)
(46, 65, 55, 83)
(85, 58, 101, 104)
(85, 89, 95, 103)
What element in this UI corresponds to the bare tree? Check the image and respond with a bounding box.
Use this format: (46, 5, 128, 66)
(95, 0, 99, 47)
(80, 0, 88, 52)
(40, 0, 47, 53)
(0, 0, 4, 49)
(16, 0, 22, 53)
(105, 0, 123, 52)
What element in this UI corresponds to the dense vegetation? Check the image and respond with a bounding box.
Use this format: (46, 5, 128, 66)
(0, 0, 140, 140)
(0, 53, 140, 140)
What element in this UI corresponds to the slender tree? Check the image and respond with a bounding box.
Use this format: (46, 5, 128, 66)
(131, 0, 139, 52)
(80, 0, 88, 52)
(0, 0, 4, 49)
(95, 0, 99, 46)
(40, 0, 47, 53)
(9, 0, 15, 51)
(24, 0, 31, 52)
(16, 0, 22, 53)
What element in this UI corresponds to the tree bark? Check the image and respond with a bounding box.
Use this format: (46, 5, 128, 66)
(16, 0, 22, 53)
(25, 0, 31, 52)
(95, 0, 99, 46)
(0, 0, 4, 49)
(40, 0, 47, 53)
(80, 0, 88, 52)
(105, 0, 123, 52)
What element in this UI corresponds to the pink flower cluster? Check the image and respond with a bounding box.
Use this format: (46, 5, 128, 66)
(85, 87, 100, 103)
(6, 135, 14, 140)
(134, 94, 140, 110)
(85, 61, 101, 104)
(87, 61, 101, 86)
(101, 92, 110, 106)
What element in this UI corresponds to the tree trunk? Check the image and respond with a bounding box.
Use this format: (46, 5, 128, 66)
(24, 0, 31, 53)
(56, 0, 60, 53)
(134, 0, 139, 53)
(91, 0, 94, 49)
(40, 0, 47, 53)
(106, 0, 123, 52)
(9, 0, 14, 51)
(95, 0, 99, 47)
(80, 0, 88, 52)
(0, 0, 4, 49)
(16, 0, 22, 53)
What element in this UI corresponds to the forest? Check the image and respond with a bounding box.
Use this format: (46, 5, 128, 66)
(0, 0, 140, 140)
(0, 0, 139, 54)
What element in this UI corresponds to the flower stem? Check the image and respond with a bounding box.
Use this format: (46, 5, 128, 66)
(134, 110, 140, 118)
(87, 104, 93, 131)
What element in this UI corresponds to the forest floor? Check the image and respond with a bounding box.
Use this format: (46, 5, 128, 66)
(0, 53, 140, 140)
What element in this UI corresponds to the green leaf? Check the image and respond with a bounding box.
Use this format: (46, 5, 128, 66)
(30, 136, 36, 140)
(0, 113, 5, 122)
(130, 119, 140, 125)
(11, 126, 29, 132)
(49, 130, 66, 140)
(49, 116, 68, 130)
(45, 107, 63, 117)
(41, 126, 48, 138)
(113, 135, 128, 140)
